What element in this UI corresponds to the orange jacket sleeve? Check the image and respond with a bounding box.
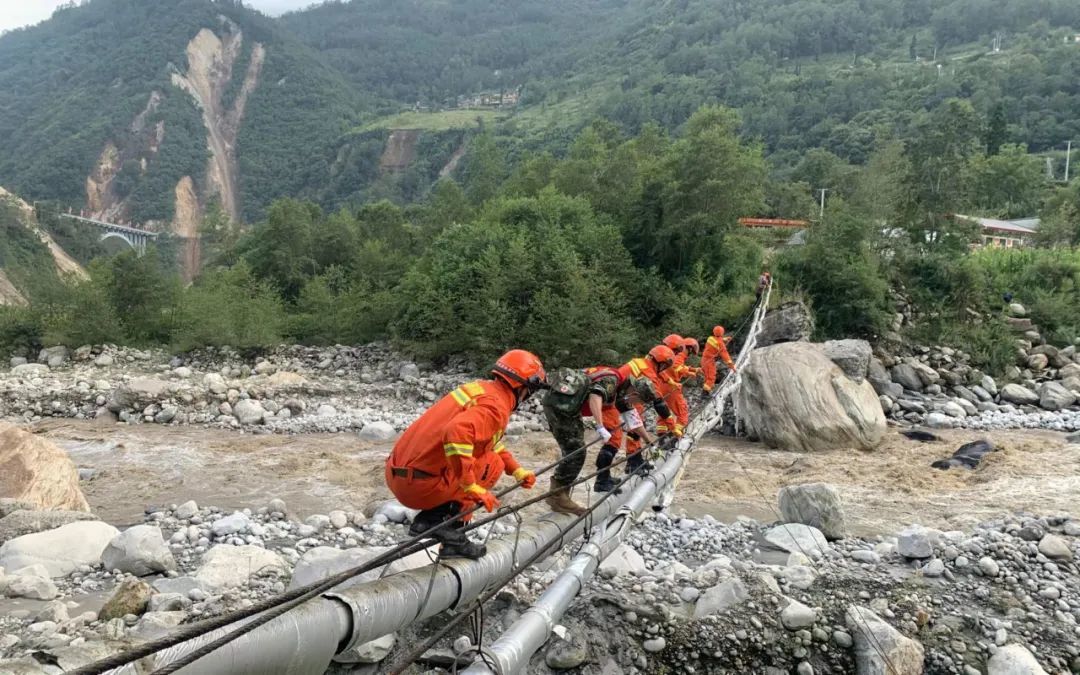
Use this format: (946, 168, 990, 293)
(715, 339, 735, 370)
(442, 404, 500, 489)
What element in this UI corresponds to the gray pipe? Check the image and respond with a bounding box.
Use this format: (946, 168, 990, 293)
(460, 448, 686, 675)
(109, 595, 352, 675)
(463, 284, 774, 674)
(105, 480, 643, 674)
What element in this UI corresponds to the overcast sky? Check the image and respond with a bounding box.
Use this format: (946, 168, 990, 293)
(0, 0, 321, 33)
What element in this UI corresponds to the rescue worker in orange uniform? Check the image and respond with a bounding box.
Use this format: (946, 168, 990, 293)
(656, 334, 697, 438)
(757, 271, 772, 301)
(385, 350, 546, 559)
(701, 325, 736, 393)
(601, 345, 678, 490)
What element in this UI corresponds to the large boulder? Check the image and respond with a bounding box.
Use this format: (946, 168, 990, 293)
(736, 342, 886, 453)
(358, 421, 396, 442)
(889, 363, 923, 392)
(757, 302, 814, 347)
(846, 606, 925, 675)
(868, 359, 902, 399)
(987, 644, 1049, 675)
(3, 564, 58, 599)
(599, 544, 647, 577)
(778, 483, 848, 540)
(1000, 384, 1039, 406)
(1037, 382, 1076, 411)
(101, 525, 176, 576)
(107, 378, 170, 412)
(37, 346, 69, 368)
(232, 400, 266, 425)
(0, 422, 90, 512)
(194, 544, 288, 591)
(693, 578, 749, 618)
(0, 509, 98, 545)
(822, 340, 872, 382)
(762, 523, 829, 557)
(0, 521, 120, 577)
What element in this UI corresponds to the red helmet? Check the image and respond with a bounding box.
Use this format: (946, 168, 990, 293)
(492, 350, 547, 391)
(647, 345, 676, 372)
(662, 333, 685, 352)
(712, 325, 726, 338)
(683, 337, 700, 354)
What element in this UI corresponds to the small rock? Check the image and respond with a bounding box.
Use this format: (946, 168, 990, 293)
(1038, 534, 1073, 560)
(642, 637, 666, 653)
(99, 578, 153, 621)
(781, 599, 817, 630)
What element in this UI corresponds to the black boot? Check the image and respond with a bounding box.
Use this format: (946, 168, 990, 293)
(408, 503, 487, 559)
(408, 502, 456, 537)
(594, 445, 618, 493)
(626, 451, 652, 476)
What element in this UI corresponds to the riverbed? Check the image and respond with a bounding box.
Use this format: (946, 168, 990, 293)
(32, 420, 1080, 536)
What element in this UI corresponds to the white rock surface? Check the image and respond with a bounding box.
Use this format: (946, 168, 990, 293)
(846, 605, 925, 675)
(762, 523, 829, 557)
(987, 644, 1049, 675)
(0, 521, 120, 577)
(193, 545, 288, 591)
(736, 342, 886, 452)
(101, 525, 177, 576)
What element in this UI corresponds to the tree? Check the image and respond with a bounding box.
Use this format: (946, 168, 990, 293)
(900, 99, 984, 251)
(984, 102, 1007, 156)
(970, 144, 1046, 218)
(656, 106, 766, 280)
(776, 205, 892, 338)
(242, 199, 320, 299)
(1036, 182, 1080, 247)
(173, 262, 286, 351)
(460, 132, 507, 206)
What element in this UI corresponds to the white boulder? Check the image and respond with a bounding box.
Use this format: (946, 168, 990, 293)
(0, 422, 90, 512)
(0, 521, 120, 577)
(194, 545, 288, 591)
(735, 342, 885, 453)
(101, 525, 177, 576)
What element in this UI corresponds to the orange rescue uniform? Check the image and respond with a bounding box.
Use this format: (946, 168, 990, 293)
(659, 351, 696, 435)
(618, 357, 676, 448)
(385, 379, 522, 514)
(702, 335, 736, 392)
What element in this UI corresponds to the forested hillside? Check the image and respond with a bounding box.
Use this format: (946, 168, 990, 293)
(3, 0, 1079, 227)
(2, 0, 1080, 367)
(0, 0, 371, 225)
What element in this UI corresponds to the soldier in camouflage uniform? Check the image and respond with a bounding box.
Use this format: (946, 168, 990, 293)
(542, 365, 669, 513)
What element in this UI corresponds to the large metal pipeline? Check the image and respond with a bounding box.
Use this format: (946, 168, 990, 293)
(104, 287, 774, 675)
(107, 477, 646, 674)
(461, 446, 688, 675)
(463, 284, 774, 674)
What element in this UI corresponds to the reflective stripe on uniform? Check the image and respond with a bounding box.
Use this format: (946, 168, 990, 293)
(450, 381, 486, 407)
(444, 442, 474, 457)
(492, 430, 507, 453)
(627, 358, 648, 377)
(706, 336, 720, 350)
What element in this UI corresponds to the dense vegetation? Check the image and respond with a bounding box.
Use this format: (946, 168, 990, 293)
(2, 0, 1080, 373)
(5, 101, 1080, 374)
(0, 0, 373, 223)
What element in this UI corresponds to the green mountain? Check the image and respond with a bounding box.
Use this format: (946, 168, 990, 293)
(0, 0, 371, 233)
(2, 0, 1079, 251)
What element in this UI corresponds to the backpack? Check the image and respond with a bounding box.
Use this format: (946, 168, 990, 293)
(543, 367, 590, 415)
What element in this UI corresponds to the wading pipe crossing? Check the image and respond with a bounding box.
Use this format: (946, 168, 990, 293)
(103, 477, 647, 674)
(460, 446, 688, 675)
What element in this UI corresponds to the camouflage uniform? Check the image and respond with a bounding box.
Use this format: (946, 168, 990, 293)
(542, 367, 621, 486)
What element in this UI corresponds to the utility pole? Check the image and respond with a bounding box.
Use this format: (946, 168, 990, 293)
(1066, 140, 1072, 183)
(817, 188, 829, 220)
